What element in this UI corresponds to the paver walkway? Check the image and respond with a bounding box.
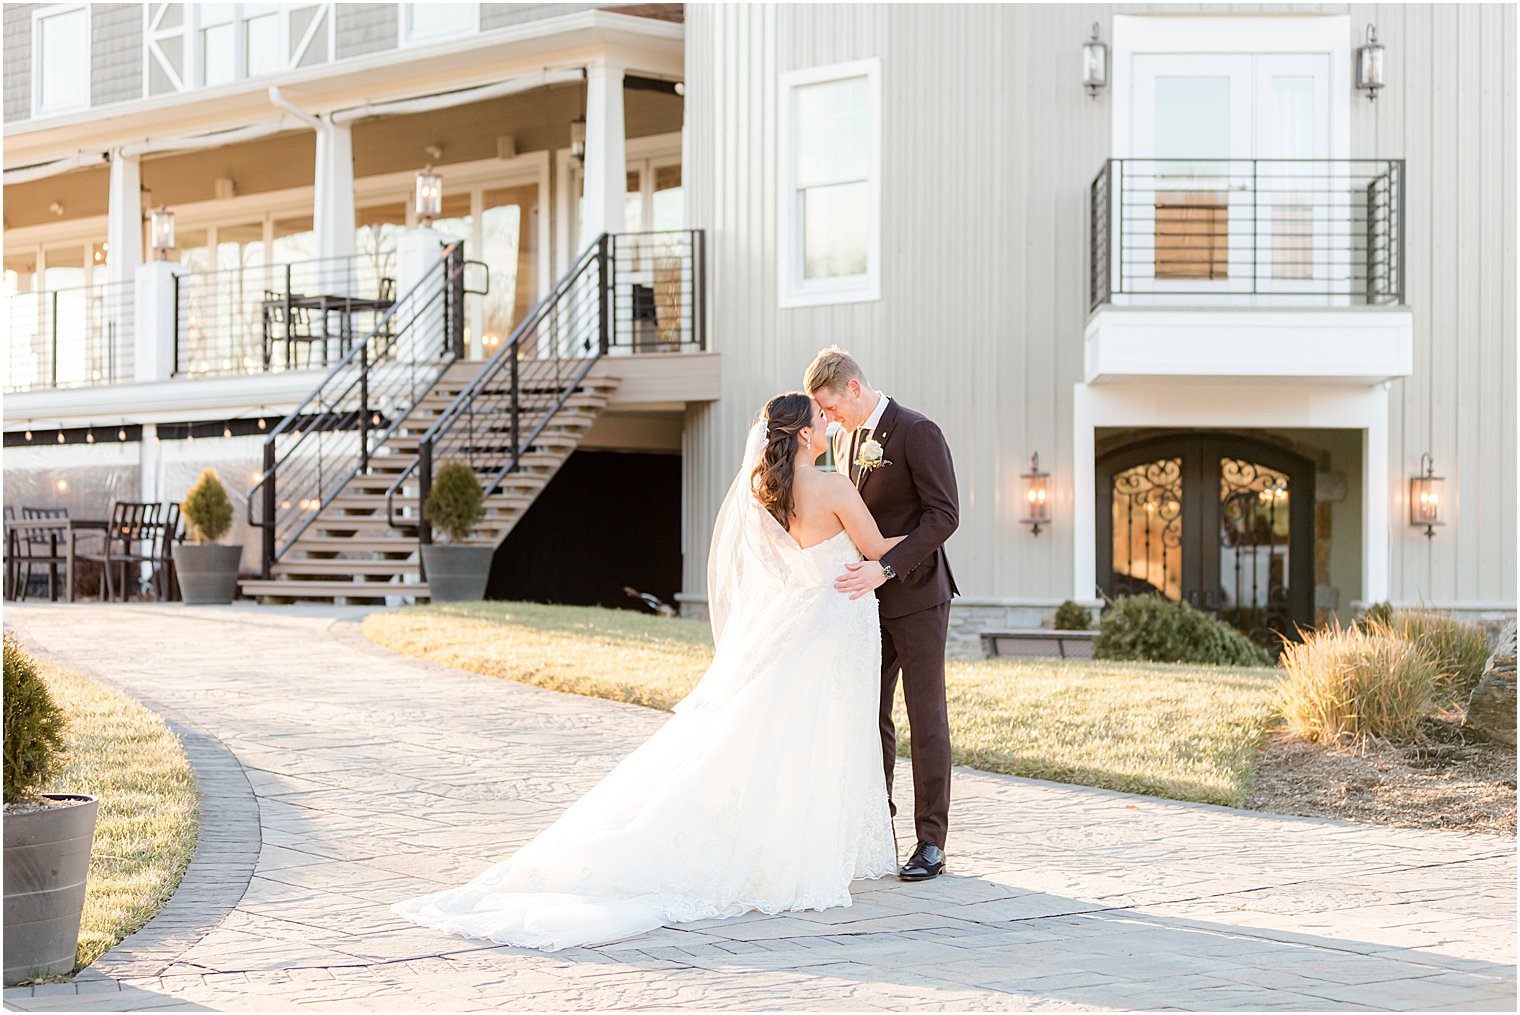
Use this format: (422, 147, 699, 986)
(3, 603, 1514, 1012)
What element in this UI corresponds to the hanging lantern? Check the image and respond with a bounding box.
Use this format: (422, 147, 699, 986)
(414, 165, 443, 225)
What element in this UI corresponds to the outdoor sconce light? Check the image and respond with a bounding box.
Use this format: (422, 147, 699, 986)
(1410, 452, 1444, 539)
(569, 115, 587, 165)
(1021, 451, 1051, 536)
(1356, 25, 1385, 101)
(1083, 23, 1108, 98)
(415, 165, 442, 225)
(150, 205, 175, 259)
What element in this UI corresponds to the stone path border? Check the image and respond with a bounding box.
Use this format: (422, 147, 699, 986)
(2, 603, 1515, 1012)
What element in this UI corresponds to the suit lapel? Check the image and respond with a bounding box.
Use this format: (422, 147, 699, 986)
(858, 399, 902, 496)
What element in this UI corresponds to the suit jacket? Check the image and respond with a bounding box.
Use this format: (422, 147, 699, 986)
(836, 399, 960, 619)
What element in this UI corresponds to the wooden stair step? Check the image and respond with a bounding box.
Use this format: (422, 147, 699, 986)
(241, 579, 431, 599)
(274, 559, 424, 576)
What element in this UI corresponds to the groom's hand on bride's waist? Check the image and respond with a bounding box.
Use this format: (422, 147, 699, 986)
(835, 560, 889, 599)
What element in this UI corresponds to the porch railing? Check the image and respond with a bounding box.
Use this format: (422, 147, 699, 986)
(174, 252, 396, 377)
(245, 243, 469, 576)
(5, 280, 136, 392)
(1089, 158, 1405, 311)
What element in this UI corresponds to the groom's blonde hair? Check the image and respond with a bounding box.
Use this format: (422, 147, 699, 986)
(803, 346, 868, 396)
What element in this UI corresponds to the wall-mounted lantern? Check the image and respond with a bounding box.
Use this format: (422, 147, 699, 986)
(1409, 452, 1444, 539)
(1083, 23, 1109, 98)
(414, 165, 442, 226)
(1356, 25, 1386, 101)
(1021, 451, 1051, 536)
(149, 205, 175, 259)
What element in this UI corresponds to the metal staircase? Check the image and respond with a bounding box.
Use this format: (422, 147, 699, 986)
(240, 231, 702, 604)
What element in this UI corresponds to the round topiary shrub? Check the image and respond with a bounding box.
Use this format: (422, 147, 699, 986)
(1054, 600, 1092, 631)
(1275, 618, 1437, 744)
(181, 468, 234, 543)
(4, 632, 66, 805)
(1093, 593, 1272, 667)
(424, 462, 486, 543)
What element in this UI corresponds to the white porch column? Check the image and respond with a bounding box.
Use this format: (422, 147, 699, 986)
(1072, 383, 1097, 603)
(134, 260, 185, 382)
(314, 118, 356, 265)
(106, 151, 143, 287)
(1362, 382, 1391, 603)
(580, 60, 627, 246)
(395, 227, 449, 362)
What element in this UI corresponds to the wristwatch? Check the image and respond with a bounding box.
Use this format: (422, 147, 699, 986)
(880, 563, 898, 581)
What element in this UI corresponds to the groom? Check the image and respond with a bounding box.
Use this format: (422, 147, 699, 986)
(804, 346, 960, 882)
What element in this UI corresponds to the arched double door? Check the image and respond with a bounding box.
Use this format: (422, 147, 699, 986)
(1097, 433, 1316, 652)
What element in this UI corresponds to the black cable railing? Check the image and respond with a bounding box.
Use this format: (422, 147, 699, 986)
(174, 251, 397, 377)
(246, 243, 470, 577)
(5, 279, 136, 392)
(1089, 158, 1405, 310)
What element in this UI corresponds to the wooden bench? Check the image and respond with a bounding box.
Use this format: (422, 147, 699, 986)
(980, 629, 1097, 660)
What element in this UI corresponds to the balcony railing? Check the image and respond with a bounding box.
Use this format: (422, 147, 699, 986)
(1090, 158, 1405, 311)
(5, 280, 136, 392)
(174, 252, 397, 378)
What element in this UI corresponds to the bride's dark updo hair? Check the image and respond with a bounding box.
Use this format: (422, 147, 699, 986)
(751, 392, 815, 528)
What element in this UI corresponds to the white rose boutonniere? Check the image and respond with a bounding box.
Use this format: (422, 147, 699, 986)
(854, 438, 891, 487)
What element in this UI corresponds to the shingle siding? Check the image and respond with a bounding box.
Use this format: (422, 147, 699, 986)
(479, 3, 603, 32)
(91, 4, 142, 108)
(335, 4, 398, 60)
(4, 4, 34, 123)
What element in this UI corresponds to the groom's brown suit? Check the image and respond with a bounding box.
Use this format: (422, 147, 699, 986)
(838, 399, 959, 850)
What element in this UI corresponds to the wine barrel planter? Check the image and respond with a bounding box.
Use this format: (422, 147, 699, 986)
(171, 544, 243, 605)
(422, 545, 493, 603)
(3, 794, 98, 985)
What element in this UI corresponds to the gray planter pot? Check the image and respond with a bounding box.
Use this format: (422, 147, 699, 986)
(171, 543, 243, 605)
(422, 544, 493, 603)
(3, 794, 99, 985)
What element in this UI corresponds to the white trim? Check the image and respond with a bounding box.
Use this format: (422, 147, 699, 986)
(31, 4, 91, 119)
(398, 2, 481, 49)
(1072, 379, 1392, 607)
(777, 57, 882, 309)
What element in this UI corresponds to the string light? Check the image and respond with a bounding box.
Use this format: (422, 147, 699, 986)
(57, 431, 65, 444)
(117, 427, 127, 441)
(85, 428, 95, 444)
(24, 430, 32, 441)
(223, 424, 233, 438)
(258, 418, 267, 430)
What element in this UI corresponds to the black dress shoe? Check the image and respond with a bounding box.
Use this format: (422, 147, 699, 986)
(898, 842, 945, 881)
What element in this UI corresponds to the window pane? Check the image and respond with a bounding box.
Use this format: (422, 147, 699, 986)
(801, 181, 868, 279)
(482, 185, 537, 345)
(406, 3, 473, 39)
(1153, 76, 1231, 159)
(173, 229, 213, 272)
(217, 222, 265, 271)
(39, 9, 89, 111)
(625, 169, 643, 233)
(245, 13, 280, 77)
(652, 164, 682, 232)
(355, 203, 404, 298)
(202, 23, 237, 86)
(794, 77, 868, 187)
(43, 244, 86, 291)
(272, 216, 314, 264)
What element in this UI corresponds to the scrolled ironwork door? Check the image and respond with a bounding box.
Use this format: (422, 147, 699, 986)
(1097, 433, 1315, 651)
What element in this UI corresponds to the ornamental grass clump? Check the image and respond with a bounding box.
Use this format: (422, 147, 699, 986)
(424, 461, 486, 543)
(1094, 593, 1272, 667)
(1274, 617, 1437, 745)
(1054, 599, 1092, 631)
(3, 632, 67, 805)
(1390, 609, 1492, 703)
(181, 468, 234, 543)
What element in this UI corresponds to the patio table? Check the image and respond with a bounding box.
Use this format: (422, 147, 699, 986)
(4, 517, 109, 602)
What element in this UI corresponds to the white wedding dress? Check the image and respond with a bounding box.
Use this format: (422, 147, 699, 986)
(392, 424, 896, 951)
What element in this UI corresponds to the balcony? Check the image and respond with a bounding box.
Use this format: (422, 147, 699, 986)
(1085, 158, 1413, 386)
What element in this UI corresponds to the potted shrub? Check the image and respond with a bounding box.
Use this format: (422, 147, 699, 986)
(421, 461, 492, 602)
(3, 633, 98, 986)
(171, 468, 242, 605)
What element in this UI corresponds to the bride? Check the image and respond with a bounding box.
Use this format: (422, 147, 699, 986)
(392, 392, 905, 951)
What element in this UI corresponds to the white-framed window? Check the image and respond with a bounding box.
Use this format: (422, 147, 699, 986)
(32, 4, 91, 117)
(143, 3, 333, 95)
(399, 3, 478, 47)
(777, 58, 881, 308)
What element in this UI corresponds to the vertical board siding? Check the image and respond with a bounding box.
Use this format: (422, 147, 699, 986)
(684, 2, 1513, 610)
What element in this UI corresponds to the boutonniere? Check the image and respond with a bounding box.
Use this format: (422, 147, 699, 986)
(854, 437, 892, 487)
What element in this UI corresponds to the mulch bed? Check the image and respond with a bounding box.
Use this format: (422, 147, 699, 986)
(1245, 710, 1517, 836)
